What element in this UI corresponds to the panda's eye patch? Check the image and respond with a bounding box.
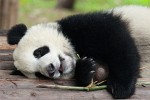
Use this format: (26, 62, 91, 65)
(33, 46, 49, 58)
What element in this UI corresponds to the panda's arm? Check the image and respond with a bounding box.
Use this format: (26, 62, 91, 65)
(10, 68, 25, 76)
(10, 69, 37, 78)
(74, 57, 109, 86)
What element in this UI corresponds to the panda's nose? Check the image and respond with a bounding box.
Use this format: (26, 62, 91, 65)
(47, 64, 55, 77)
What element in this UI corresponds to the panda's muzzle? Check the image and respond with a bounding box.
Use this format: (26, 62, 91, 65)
(47, 64, 55, 77)
(47, 63, 63, 78)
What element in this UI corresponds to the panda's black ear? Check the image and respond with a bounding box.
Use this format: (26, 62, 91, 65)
(7, 24, 27, 45)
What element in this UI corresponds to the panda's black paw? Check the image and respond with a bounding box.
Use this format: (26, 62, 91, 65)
(107, 79, 135, 99)
(75, 57, 97, 86)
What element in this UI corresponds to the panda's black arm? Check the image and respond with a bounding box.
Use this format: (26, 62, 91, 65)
(74, 57, 97, 86)
(10, 68, 25, 76)
(10, 69, 49, 79)
(74, 57, 109, 86)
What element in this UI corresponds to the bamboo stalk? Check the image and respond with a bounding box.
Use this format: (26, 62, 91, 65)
(36, 81, 150, 91)
(37, 84, 107, 91)
(136, 82, 150, 86)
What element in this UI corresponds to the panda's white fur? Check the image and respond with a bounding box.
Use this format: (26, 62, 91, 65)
(112, 5, 150, 38)
(13, 23, 77, 79)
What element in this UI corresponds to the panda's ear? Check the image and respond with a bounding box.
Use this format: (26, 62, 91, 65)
(7, 24, 27, 45)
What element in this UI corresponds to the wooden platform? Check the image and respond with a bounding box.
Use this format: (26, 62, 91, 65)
(0, 30, 150, 100)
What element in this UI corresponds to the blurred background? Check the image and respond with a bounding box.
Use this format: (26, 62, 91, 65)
(0, 0, 150, 30)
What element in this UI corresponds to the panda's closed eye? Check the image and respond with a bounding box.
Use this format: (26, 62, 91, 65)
(33, 46, 49, 58)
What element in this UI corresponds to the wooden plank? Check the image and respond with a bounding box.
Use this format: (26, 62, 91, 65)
(0, 36, 16, 50)
(0, 61, 14, 70)
(0, 88, 112, 100)
(0, 78, 149, 99)
(0, 49, 13, 62)
(0, 70, 24, 79)
(0, 52, 13, 61)
(0, 30, 7, 36)
(0, 87, 149, 100)
(0, 29, 8, 36)
(0, 78, 75, 89)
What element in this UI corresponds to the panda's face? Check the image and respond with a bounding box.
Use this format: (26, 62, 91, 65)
(13, 23, 77, 79)
(33, 45, 75, 79)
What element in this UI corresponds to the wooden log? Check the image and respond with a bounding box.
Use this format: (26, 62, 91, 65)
(0, 36, 16, 50)
(0, 70, 24, 79)
(0, 50, 13, 61)
(0, 61, 14, 70)
(0, 30, 7, 36)
(0, 0, 18, 30)
(0, 53, 13, 61)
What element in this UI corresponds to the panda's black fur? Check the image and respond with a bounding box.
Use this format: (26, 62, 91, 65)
(7, 7, 142, 99)
(58, 12, 140, 98)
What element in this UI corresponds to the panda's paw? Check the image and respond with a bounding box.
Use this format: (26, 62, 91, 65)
(107, 79, 135, 99)
(74, 57, 97, 86)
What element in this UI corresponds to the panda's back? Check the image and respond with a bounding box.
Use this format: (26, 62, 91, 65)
(58, 8, 138, 63)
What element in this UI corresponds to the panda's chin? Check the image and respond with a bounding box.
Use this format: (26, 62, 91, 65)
(51, 68, 74, 79)
(50, 66, 74, 79)
(53, 72, 61, 79)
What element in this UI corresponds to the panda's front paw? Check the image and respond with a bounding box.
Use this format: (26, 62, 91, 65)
(75, 57, 97, 86)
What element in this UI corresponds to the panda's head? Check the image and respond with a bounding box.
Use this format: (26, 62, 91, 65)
(7, 23, 77, 79)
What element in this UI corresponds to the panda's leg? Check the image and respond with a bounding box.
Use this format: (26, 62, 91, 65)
(107, 55, 139, 99)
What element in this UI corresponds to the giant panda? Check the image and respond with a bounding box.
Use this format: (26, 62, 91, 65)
(7, 5, 150, 99)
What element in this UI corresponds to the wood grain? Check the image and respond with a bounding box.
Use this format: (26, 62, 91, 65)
(0, 0, 18, 30)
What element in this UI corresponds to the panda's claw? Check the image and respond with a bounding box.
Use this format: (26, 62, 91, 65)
(89, 58, 94, 61)
(92, 64, 96, 67)
(90, 70, 95, 74)
(91, 60, 95, 63)
(82, 57, 87, 60)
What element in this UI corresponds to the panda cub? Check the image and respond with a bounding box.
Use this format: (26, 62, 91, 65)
(7, 5, 150, 99)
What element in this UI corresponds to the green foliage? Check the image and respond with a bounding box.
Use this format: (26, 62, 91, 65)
(20, 0, 150, 12)
(75, 0, 150, 11)
(18, 0, 150, 26)
(20, 0, 55, 12)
